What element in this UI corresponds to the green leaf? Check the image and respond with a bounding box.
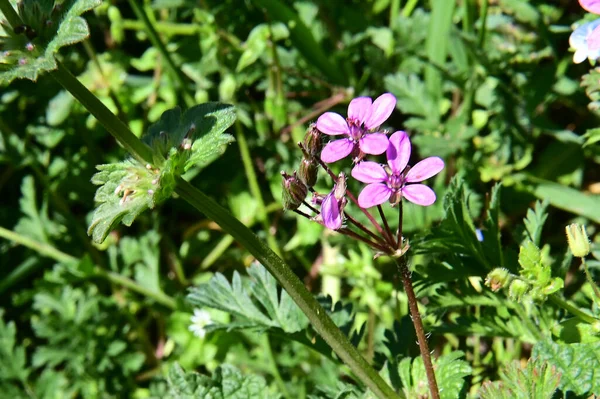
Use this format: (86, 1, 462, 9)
(518, 240, 541, 273)
(522, 200, 548, 247)
(0, 0, 102, 84)
(398, 351, 472, 399)
(0, 309, 30, 383)
(532, 339, 600, 396)
(523, 177, 600, 223)
(187, 262, 309, 333)
(88, 104, 236, 243)
(167, 363, 277, 399)
(236, 23, 289, 72)
(478, 357, 561, 399)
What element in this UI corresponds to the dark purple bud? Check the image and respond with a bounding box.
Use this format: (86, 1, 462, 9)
(303, 123, 322, 158)
(298, 158, 318, 187)
(281, 171, 308, 211)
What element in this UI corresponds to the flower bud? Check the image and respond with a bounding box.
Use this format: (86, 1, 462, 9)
(303, 124, 322, 157)
(485, 268, 511, 292)
(298, 158, 318, 187)
(334, 172, 347, 201)
(565, 224, 590, 258)
(508, 279, 529, 302)
(281, 171, 307, 211)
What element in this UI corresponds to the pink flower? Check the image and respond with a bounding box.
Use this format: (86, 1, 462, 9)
(313, 173, 347, 230)
(316, 93, 396, 163)
(351, 131, 444, 208)
(579, 0, 600, 50)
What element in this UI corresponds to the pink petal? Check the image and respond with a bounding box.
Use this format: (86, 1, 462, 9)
(359, 133, 389, 155)
(402, 184, 436, 206)
(363, 93, 396, 130)
(316, 112, 349, 136)
(405, 157, 444, 183)
(351, 161, 387, 183)
(321, 192, 342, 230)
(321, 139, 354, 163)
(387, 131, 411, 174)
(580, 0, 600, 14)
(589, 24, 600, 50)
(348, 97, 373, 123)
(357, 183, 392, 208)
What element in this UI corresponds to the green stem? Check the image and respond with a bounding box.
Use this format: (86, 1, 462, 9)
(401, 0, 419, 17)
(0, 226, 176, 309)
(389, 0, 400, 30)
(549, 294, 598, 324)
(121, 19, 199, 35)
(45, 43, 398, 397)
(264, 334, 291, 399)
(127, 0, 194, 107)
(235, 121, 281, 256)
(582, 258, 600, 306)
(50, 61, 153, 164)
(477, 0, 489, 48)
(175, 178, 400, 399)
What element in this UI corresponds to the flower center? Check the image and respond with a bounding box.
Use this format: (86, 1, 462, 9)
(347, 119, 364, 141)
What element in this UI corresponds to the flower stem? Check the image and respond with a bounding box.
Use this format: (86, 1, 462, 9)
(397, 201, 403, 249)
(582, 258, 600, 306)
(549, 294, 598, 324)
(176, 178, 400, 399)
(395, 256, 440, 399)
(47, 52, 400, 399)
(50, 61, 154, 164)
(376, 204, 396, 247)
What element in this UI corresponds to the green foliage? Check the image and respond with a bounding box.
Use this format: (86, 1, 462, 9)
(0, 0, 101, 84)
(532, 339, 600, 396)
(88, 103, 236, 243)
(478, 357, 561, 399)
(167, 363, 278, 399)
(396, 351, 471, 399)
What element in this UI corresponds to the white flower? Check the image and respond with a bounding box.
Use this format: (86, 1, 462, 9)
(569, 19, 600, 64)
(188, 309, 212, 339)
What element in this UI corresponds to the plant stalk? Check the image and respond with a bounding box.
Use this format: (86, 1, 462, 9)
(395, 256, 440, 399)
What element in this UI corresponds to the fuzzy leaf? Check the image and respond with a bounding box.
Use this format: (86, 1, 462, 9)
(88, 104, 235, 243)
(0, 0, 101, 84)
(479, 357, 561, 399)
(518, 240, 541, 273)
(522, 200, 548, 246)
(167, 363, 276, 399)
(532, 339, 600, 396)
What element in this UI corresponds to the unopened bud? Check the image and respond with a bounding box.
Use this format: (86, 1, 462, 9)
(298, 158, 318, 187)
(334, 172, 346, 201)
(303, 124, 322, 157)
(508, 279, 528, 301)
(281, 171, 307, 210)
(485, 268, 511, 292)
(565, 224, 590, 258)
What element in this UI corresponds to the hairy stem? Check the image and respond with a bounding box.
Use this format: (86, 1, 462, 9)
(395, 256, 440, 399)
(549, 294, 598, 324)
(582, 258, 600, 306)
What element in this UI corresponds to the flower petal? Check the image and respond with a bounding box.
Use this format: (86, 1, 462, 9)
(357, 183, 392, 208)
(405, 156, 444, 182)
(580, 0, 600, 14)
(402, 184, 436, 206)
(363, 93, 396, 130)
(387, 131, 411, 174)
(589, 24, 600, 50)
(359, 133, 389, 155)
(348, 97, 373, 123)
(321, 139, 354, 163)
(351, 161, 387, 183)
(316, 112, 349, 135)
(321, 192, 342, 230)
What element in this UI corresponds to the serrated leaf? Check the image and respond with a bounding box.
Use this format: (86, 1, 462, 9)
(0, 309, 30, 382)
(167, 363, 277, 399)
(479, 357, 561, 399)
(522, 200, 548, 246)
(532, 339, 600, 396)
(187, 263, 308, 333)
(0, 0, 101, 84)
(398, 351, 471, 399)
(518, 240, 541, 272)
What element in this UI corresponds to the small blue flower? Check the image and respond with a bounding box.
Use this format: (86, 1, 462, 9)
(569, 19, 600, 64)
(475, 229, 484, 243)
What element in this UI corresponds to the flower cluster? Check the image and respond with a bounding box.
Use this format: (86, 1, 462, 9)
(282, 93, 444, 255)
(570, 1, 600, 63)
